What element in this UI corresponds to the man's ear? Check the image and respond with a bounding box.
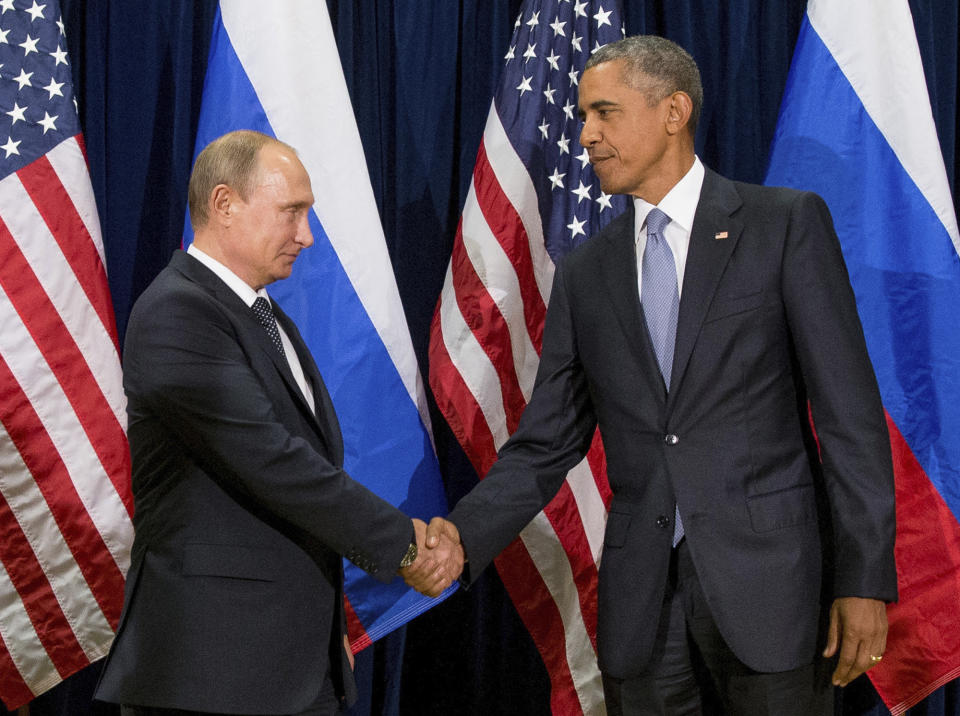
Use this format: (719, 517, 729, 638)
(665, 91, 693, 136)
(210, 184, 234, 225)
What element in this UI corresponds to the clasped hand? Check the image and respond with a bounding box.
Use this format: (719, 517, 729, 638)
(398, 517, 464, 597)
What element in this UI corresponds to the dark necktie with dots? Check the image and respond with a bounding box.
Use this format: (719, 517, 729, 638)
(252, 296, 286, 358)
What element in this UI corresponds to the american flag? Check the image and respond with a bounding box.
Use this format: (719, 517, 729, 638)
(0, 0, 131, 708)
(429, 1, 625, 712)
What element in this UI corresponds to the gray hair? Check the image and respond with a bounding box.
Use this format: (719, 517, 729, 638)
(586, 35, 703, 136)
(188, 130, 296, 230)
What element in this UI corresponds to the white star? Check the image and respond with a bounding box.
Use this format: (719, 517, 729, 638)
(5, 102, 26, 125)
(596, 192, 613, 212)
(543, 83, 556, 105)
(545, 49, 560, 71)
(44, 77, 64, 99)
(571, 32, 583, 53)
(38, 111, 58, 134)
(50, 45, 68, 66)
(567, 215, 587, 238)
(514, 13, 522, 29)
(550, 17, 566, 37)
(526, 10, 540, 28)
(572, 180, 592, 204)
(591, 40, 603, 55)
(504, 44, 515, 61)
(0, 27, 8, 43)
(557, 133, 570, 155)
(538, 119, 550, 140)
(14, 69, 33, 90)
(0, 0, 15, 13)
(568, 68, 579, 86)
(19, 34, 39, 56)
(26, 1, 46, 21)
(576, 147, 591, 168)
(516, 75, 533, 95)
(562, 100, 575, 120)
(523, 43, 537, 62)
(548, 167, 566, 189)
(594, 6, 612, 27)
(2, 135, 20, 157)
(573, 1, 589, 18)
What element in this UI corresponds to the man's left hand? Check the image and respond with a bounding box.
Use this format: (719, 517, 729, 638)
(823, 597, 888, 686)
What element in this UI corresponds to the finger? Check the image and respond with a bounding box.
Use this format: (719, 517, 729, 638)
(823, 604, 840, 658)
(425, 517, 446, 549)
(832, 631, 864, 686)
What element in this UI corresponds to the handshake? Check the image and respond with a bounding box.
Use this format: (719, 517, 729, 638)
(398, 517, 465, 597)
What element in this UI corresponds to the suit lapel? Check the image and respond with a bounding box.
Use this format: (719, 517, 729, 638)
(272, 302, 344, 464)
(598, 207, 668, 401)
(171, 251, 341, 460)
(667, 170, 744, 410)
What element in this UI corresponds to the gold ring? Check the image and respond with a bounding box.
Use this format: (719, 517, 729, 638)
(870, 655, 883, 663)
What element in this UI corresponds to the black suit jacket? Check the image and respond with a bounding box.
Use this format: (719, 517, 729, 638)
(96, 250, 412, 713)
(449, 169, 897, 677)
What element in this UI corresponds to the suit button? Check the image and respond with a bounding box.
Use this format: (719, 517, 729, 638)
(656, 515, 670, 528)
(664, 434, 679, 445)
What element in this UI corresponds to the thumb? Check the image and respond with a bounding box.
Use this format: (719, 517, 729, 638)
(425, 517, 446, 549)
(823, 602, 840, 658)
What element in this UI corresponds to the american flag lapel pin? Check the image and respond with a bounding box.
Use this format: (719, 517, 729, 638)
(714, 230, 728, 240)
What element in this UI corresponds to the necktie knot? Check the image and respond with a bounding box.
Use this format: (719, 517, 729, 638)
(646, 207, 671, 238)
(252, 296, 286, 358)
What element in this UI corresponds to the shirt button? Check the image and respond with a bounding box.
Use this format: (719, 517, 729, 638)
(664, 434, 679, 445)
(656, 515, 671, 529)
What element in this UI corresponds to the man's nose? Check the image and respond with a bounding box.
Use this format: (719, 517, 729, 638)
(296, 212, 314, 247)
(579, 118, 598, 148)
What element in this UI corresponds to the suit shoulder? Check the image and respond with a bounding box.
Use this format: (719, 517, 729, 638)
(729, 178, 828, 213)
(561, 209, 633, 271)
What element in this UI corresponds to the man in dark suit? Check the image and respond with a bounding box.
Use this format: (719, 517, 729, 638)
(96, 130, 460, 715)
(425, 35, 896, 714)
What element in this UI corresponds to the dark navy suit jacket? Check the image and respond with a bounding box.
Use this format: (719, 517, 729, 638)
(449, 169, 897, 677)
(96, 250, 412, 713)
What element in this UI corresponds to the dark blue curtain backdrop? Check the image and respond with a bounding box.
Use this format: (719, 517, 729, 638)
(14, 1, 956, 715)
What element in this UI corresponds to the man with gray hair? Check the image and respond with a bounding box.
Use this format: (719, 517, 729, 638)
(425, 35, 896, 714)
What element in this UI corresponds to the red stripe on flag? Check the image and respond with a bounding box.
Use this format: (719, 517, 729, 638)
(344, 595, 372, 654)
(16, 155, 120, 351)
(542, 482, 600, 650)
(472, 143, 547, 351)
(0, 640, 34, 711)
(870, 412, 960, 714)
(449, 218, 527, 436)
(428, 305, 499, 477)
(0, 492, 88, 679)
(586, 431, 612, 509)
(0, 354, 126, 628)
(494, 539, 584, 715)
(0, 219, 132, 516)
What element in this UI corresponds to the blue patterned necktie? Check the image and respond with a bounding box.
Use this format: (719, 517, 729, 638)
(252, 296, 286, 358)
(640, 207, 684, 545)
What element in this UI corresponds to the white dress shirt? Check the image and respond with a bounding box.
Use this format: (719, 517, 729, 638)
(187, 244, 315, 413)
(633, 156, 706, 301)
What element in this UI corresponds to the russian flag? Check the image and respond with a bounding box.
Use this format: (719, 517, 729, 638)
(182, 1, 454, 649)
(765, 0, 960, 712)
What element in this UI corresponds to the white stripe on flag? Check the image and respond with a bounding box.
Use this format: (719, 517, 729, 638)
(0, 173, 125, 430)
(0, 422, 113, 661)
(807, 0, 960, 251)
(0, 559, 55, 698)
(436, 267, 512, 449)
(483, 106, 555, 304)
(45, 138, 110, 271)
(0, 285, 132, 571)
(219, 0, 432, 432)
(520, 512, 605, 715)
(565, 459, 608, 566)
(460, 183, 541, 401)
